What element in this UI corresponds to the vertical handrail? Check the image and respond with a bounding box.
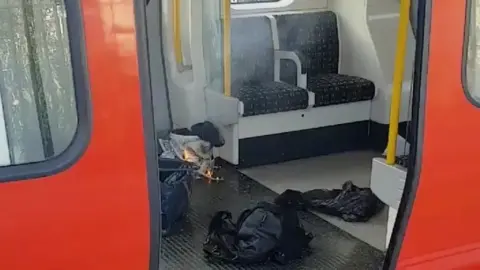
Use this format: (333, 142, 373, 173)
(173, 0, 183, 68)
(222, 0, 231, 97)
(386, 0, 411, 165)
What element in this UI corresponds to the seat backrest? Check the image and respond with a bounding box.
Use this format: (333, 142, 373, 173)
(276, 11, 339, 75)
(231, 16, 274, 92)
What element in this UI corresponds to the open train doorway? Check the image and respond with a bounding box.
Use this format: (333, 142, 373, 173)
(147, 0, 418, 268)
(1, 0, 477, 268)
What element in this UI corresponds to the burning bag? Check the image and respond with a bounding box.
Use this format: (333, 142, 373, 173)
(159, 132, 221, 182)
(157, 123, 224, 236)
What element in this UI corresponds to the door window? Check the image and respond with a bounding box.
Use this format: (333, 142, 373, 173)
(0, 0, 79, 166)
(464, 0, 480, 103)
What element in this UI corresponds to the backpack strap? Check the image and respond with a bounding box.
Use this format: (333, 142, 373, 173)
(207, 211, 235, 235)
(204, 211, 240, 263)
(235, 208, 253, 232)
(273, 205, 314, 264)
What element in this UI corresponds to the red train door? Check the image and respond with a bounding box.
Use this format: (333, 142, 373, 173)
(386, 0, 480, 268)
(0, 1, 159, 270)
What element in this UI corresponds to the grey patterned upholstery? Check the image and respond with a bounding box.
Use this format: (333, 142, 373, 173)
(237, 81, 309, 117)
(231, 16, 274, 88)
(309, 74, 375, 107)
(275, 11, 376, 107)
(276, 11, 339, 76)
(231, 16, 309, 117)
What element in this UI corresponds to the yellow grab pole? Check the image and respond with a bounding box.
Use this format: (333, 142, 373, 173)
(222, 0, 231, 97)
(173, 0, 183, 68)
(386, 0, 411, 165)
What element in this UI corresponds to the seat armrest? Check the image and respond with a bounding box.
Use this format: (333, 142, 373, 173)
(274, 50, 307, 88)
(292, 50, 309, 73)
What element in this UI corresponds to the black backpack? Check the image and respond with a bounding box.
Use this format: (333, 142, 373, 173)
(203, 201, 313, 265)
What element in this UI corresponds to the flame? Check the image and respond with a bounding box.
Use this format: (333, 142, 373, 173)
(182, 147, 217, 183)
(206, 168, 213, 184)
(183, 148, 195, 162)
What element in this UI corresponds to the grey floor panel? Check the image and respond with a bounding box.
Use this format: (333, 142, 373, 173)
(240, 151, 388, 250)
(160, 164, 385, 269)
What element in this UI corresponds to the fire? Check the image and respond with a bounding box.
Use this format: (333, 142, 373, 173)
(181, 147, 222, 183)
(182, 148, 196, 163)
(205, 168, 213, 184)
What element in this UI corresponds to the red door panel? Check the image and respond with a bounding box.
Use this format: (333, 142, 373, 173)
(396, 0, 480, 268)
(0, 1, 152, 269)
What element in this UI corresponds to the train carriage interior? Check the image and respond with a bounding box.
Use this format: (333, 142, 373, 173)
(2, 0, 480, 268)
(150, 0, 417, 268)
(0, 0, 480, 270)
(0, 0, 419, 268)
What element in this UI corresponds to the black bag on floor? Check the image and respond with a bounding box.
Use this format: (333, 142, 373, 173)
(203, 201, 313, 265)
(159, 159, 194, 236)
(276, 181, 384, 222)
(303, 181, 384, 222)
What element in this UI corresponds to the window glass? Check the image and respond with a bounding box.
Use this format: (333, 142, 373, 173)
(0, 0, 77, 166)
(230, 0, 293, 10)
(231, 0, 281, 3)
(202, 0, 223, 94)
(466, 0, 480, 101)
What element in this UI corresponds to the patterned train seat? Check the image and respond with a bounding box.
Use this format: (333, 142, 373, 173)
(231, 16, 309, 117)
(275, 11, 376, 107)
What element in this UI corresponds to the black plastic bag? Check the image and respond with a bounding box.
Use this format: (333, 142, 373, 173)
(275, 181, 384, 222)
(304, 181, 384, 222)
(159, 159, 194, 236)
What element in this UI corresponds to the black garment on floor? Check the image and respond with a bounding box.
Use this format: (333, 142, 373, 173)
(190, 121, 225, 147)
(274, 189, 309, 211)
(203, 201, 313, 265)
(275, 181, 384, 222)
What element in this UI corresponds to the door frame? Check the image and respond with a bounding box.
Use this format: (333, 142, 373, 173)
(384, 0, 430, 268)
(134, 1, 162, 269)
(385, 0, 479, 267)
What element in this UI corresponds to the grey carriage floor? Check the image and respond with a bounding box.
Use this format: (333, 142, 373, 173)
(160, 164, 385, 270)
(241, 151, 388, 250)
